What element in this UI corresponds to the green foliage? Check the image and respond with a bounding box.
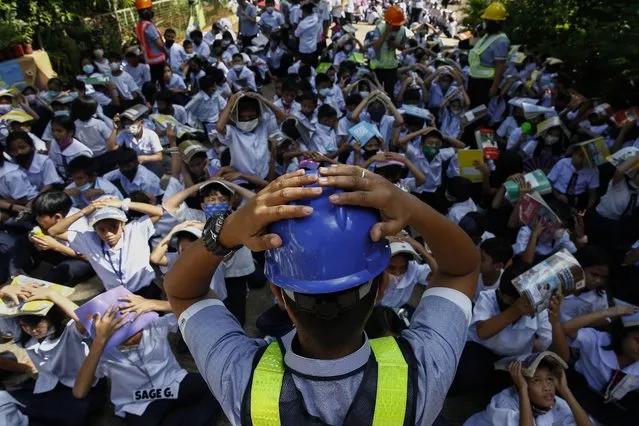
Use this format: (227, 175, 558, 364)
(463, 0, 639, 106)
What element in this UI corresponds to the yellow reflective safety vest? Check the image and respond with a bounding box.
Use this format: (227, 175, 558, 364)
(241, 336, 418, 425)
(370, 23, 406, 70)
(468, 33, 509, 79)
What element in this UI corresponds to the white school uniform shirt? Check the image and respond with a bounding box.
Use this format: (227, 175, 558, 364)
(260, 10, 285, 32)
(289, 4, 302, 24)
(221, 45, 240, 66)
(380, 261, 431, 308)
(274, 99, 301, 116)
(74, 117, 113, 156)
(405, 145, 456, 193)
(266, 45, 287, 69)
(95, 315, 188, 417)
(447, 198, 478, 225)
(219, 118, 277, 179)
(474, 270, 503, 302)
(547, 157, 600, 195)
(463, 386, 578, 426)
(103, 165, 163, 197)
(166, 73, 187, 91)
(572, 327, 639, 398)
(168, 43, 188, 74)
(468, 289, 552, 356)
(513, 227, 577, 257)
(68, 216, 156, 292)
(162, 252, 227, 300)
(110, 71, 140, 100)
(295, 14, 320, 54)
(48, 139, 94, 179)
(58, 207, 92, 250)
(596, 178, 639, 220)
(188, 69, 206, 91)
(66, 177, 123, 208)
(496, 116, 518, 139)
(185, 91, 227, 125)
(227, 66, 257, 92)
(439, 108, 463, 139)
(560, 290, 608, 323)
(193, 42, 211, 59)
(124, 63, 151, 88)
(165, 202, 256, 278)
(25, 321, 90, 394)
(116, 128, 163, 157)
(428, 82, 458, 110)
(308, 123, 338, 154)
(0, 391, 27, 426)
(20, 153, 62, 190)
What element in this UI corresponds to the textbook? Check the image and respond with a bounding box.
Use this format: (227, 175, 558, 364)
(349, 52, 367, 66)
(0, 110, 34, 124)
(504, 169, 552, 200)
(512, 249, 585, 313)
(150, 114, 201, 138)
(526, 69, 541, 89)
(494, 352, 568, 377)
(348, 121, 382, 146)
(316, 62, 332, 74)
(0, 276, 74, 318)
(84, 76, 110, 86)
(463, 104, 488, 126)
(518, 191, 561, 235)
(612, 107, 639, 127)
(398, 104, 433, 121)
(612, 299, 639, 328)
(536, 115, 569, 138)
(474, 128, 500, 160)
(606, 146, 639, 170)
(75, 286, 159, 351)
(457, 150, 484, 183)
(573, 137, 610, 168)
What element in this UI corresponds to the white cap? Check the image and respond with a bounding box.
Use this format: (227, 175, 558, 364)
(88, 207, 127, 227)
(390, 241, 421, 261)
(170, 226, 203, 248)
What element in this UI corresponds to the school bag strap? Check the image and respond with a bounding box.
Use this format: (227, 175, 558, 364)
(240, 335, 417, 425)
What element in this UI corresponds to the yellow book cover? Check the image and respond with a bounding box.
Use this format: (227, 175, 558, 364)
(576, 137, 610, 168)
(0, 276, 74, 317)
(457, 150, 484, 183)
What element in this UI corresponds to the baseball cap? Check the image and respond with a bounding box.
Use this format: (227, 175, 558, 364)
(170, 226, 203, 248)
(199, 180, 235, 196)
(88, 207, 127, 227)
(390, 241, 421, 261)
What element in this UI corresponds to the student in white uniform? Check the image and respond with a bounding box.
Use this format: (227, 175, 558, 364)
(475, 237, 512, 302)
(124, 51, 152, 89)
(47, 115, 94, 180)
(71, 95, 118, 165)
(103, 148, 163, 199)
(185, 75, 228, 130)
(116, 106, 163, 176)
(446, 176, 478, 224)
(72, 302, 221, 425)
(164, 180, 255, 325)
(66, 155, 123, 208)
(307, 104, 339, 155)
(450, 261, 552, 396)
(6, 131, 62, 192)
(560, 246, 610, 322)
(464, 355, 592, 426)
(0, 146, 38, 216)
(228, 53, 258, 92)
(547, 149, 600, 210)
(108, 53, 142, 104)
(164, 28, 188, 75)
(551, 299, 639, 424)
(7, 287, 104, 426)
(47, 196, 164, 299)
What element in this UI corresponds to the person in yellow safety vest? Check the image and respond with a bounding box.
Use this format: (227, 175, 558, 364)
(164, 165, 480, 425)
(467, 2, 510, 108)
(371, 5, 408, 98)
(135, 0, 169, 89)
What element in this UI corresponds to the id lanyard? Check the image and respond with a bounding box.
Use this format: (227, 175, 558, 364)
(120, 345, 155, 388)
(102, 237, 124, 286)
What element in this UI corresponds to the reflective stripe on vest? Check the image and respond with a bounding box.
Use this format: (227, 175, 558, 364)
(249, 336, 408, 425)
(370, 23, 405, 70)
(468, 33, 508, 79)
(136, 21, 166, 65)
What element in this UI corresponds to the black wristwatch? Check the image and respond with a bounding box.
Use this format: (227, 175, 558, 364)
(202, 211, 241, 256)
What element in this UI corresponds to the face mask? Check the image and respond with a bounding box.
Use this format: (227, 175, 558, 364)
(78, 182, 93, 192)
(266, 6, 274, 12)
(14, 151, 34, 165)
(222, 40, 231, 47)
(544, 135, 560, 145)
(93, 49, 104, 58)
(110, 63, 121, 72)
(83, 64, 95, 74)
(388, 273, 405, 288)
(359, 90, 370, 98)
(203, 203, 230, 218)
(134, 48, 141, 56)
(451, 107, 462, 115)
(233, 64, 244, 72)
(344, 44, 353, 52)
(48, 90, 60, 98)
(208, 56, 218, 65)
(236, 118, 259, 132)
(319, 87, 332, 97)
(368, 107, 385, 122)
(165, 40, 175, 47)
(54, 109, 69, 117)
(0, 105, 11, 114)
(126, 124, 141, 135)
(422, 146, 440, 161)
(25, 94, 37, 103)
(121, 167, 138, 181)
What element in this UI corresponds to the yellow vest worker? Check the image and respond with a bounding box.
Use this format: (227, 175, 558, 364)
(370, 6, 408, 98)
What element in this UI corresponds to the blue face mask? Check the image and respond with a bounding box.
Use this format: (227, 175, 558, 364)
(78, 182, 93, 192)
(54, 110, 70, 117)
(202, 203, 230, 218)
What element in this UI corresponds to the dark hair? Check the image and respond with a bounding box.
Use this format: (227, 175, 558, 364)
(124, 51, 138, 60)
(51, 115, 75, 135)
(281, 79, 298, 94)
(190, 30, 203, 39)
(207, 67, 226, 85)
(69, 79, 87, 93)
(574, 245, 610, 269)
(222, 31, 234, 41)
(458, 211, 487, 240)
(345, 93, 363, 108)
(602, 320, 639, 356)
(281, 118, 302, 140)
(118, 146, 138, 165)
(71, 95, 98, 122)
(175, 231, 199, 247)
(403, 88, 422, 104)
(284, 277, 380, 348)
(298, 65, 312, 80)
(200, 183, 232, 200)
(17, 306, 67, 347)
(317, 104, 337, 121)
(447, 176, 473, 202)
(199, 75, 216, 93)
(68, 155, 99, 177)
(232, 53, 243, 62)
(32, 191, 73, 217)
(498, 260, 531, 300)
(142, 82, 158, 104)
(183, 39, 193, 48)
(300, 91, 317, 104)
(6, 131, 34, 150)
(237, 96, 260, 114)
(165, 28, 176, 36)
(155, 90, 175, 105)
(365, 305, 407, 338)
(315, 73, 331, 87)
(481, 237, 514, 265)
(108, 52, 123, 62)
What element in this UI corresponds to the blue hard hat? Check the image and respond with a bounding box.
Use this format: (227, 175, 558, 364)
(265, 167, 391, 295)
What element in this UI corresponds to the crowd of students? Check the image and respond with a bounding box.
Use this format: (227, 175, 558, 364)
(0, 0, 638, 424)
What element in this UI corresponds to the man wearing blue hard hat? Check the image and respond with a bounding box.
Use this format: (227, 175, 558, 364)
(165, 164, 479, 425)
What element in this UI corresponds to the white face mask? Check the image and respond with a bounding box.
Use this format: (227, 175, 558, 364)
(222, 40, 231, 47)
(237, 118, 259, 132)
(83, 64, 95, 74)
(94, 49, 104, 58)
(110, 63, 121, 72)
(25, 94, 37, 103)
(359, 91, 370, 98)
(126, 124, 141, 135)
(544, 134, 560, 145)
(388, 273, 405, 288)
(233, 64, 244, 72)
(0, 105, 11, 114)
